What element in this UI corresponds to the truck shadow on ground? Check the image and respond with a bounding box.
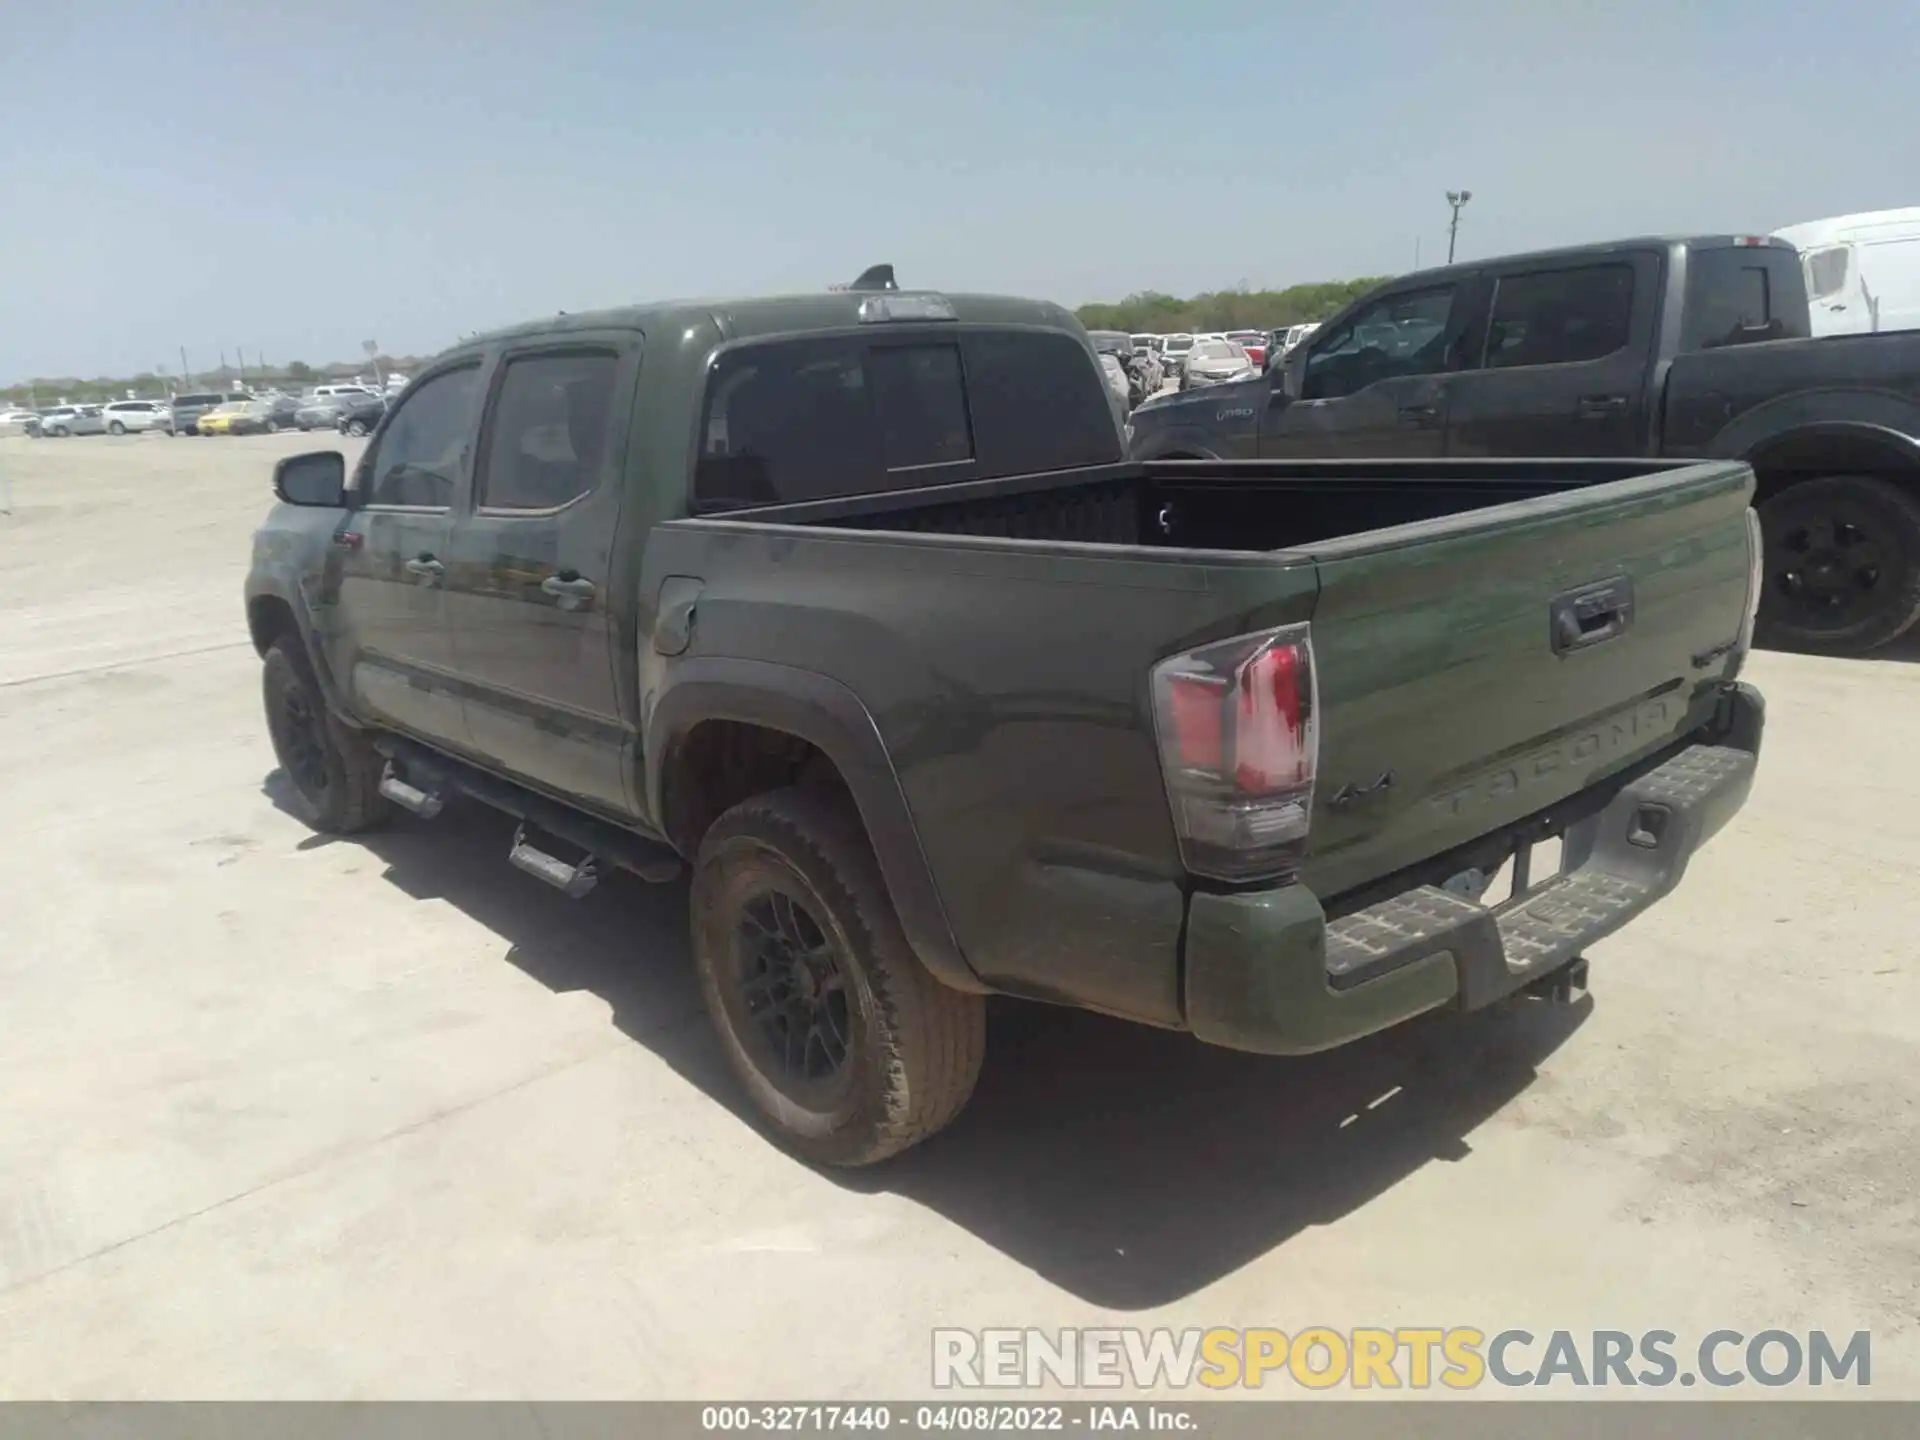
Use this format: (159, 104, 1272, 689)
(269, 781, 1591, 1310)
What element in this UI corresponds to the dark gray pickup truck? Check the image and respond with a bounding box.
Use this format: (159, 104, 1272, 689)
(1127, 234, 1920, 656)
(246, 271, 1765, 1165)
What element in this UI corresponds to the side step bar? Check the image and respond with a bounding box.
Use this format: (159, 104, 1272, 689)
(373, 737, 683, 890)
(378, 764, 445, 819)
(509, 824, 600, 899)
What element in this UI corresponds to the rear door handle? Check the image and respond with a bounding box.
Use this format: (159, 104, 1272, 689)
(1576, 394, 1629, 418)
(540, 574, 597, 610)
(1397, 404, 1441, 428)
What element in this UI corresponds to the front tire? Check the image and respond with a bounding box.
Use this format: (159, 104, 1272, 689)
(1756, 475, 1920, 655)
(691, 787, 986, 1166)
(346, 419, 369, 437)
(261, 637, 390, 834)
(108, 421, 126, 435)
(266, 419, 280, 434)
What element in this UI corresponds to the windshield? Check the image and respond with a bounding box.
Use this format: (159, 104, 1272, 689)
(1163, 336, 1194, 353)
(1192, 341, 1244, 362)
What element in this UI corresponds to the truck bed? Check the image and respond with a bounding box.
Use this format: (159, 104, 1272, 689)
(715, 456, 1711, 553)
(648, 455, 1756, 1030)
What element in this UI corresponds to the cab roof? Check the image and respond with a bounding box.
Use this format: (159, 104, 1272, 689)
(1402, 233, 1796, 287)
(442, 287, 1085, 362)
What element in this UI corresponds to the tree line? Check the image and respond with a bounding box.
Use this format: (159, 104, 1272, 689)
(1075, 277, 1392, 335)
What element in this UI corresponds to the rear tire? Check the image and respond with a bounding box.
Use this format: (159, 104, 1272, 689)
(266, 419, 280, 434)
(108, 421, 126, 435)
(1756, 475, 1920, 655)
(346, 419, 369, 437)
(691, 787, 986, 1166)
(261, 637, 390, 834)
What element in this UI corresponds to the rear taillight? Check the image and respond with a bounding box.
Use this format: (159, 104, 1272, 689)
(1736, 506, 1764, 657)
(1150, 623, 1319, 884)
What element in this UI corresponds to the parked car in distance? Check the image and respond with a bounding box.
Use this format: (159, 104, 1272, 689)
(25, 406, 70, 437)
(1098, 352, 1131, 411)
(101, 399, 169, 435)
(1160, 332, 1195, 373)
(1775, 207, 1920, 338)
(294, 395, 351, 430)
(1274, 322, 1321, 357)
(39, 404, 108, 437)
(197, 401, 258, 435)
(263, 395, 303, 433)
(1127, 233, 1920, 656)
(0, 407, 38, 436)
(307, 384, 380, 404)
(1228, 330, 1268, 367)
(170, 391, 250, 435)
(245, 274, 1765, 1166)
(1130, 334, 1159, 360)
(1179, 338, 1255, 389)
(334, 391, 388, 437)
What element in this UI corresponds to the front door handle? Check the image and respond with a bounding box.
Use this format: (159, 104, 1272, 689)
(1397, 404, 1441, 428)
(540, 573, 597, 610)
(1576, 394, 1629, 418)
(403, 555, 444, 584)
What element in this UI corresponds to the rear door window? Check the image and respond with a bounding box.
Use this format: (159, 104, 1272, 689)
(476, 351, 619, 511)
(694, 327, 1119, 509)
(1480, 263, 1635, 369)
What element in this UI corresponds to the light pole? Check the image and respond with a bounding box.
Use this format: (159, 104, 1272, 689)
(1446, 190, 1473, 264)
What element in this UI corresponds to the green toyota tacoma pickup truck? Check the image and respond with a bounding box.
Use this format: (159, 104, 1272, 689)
(245, 267, 1766, 1165)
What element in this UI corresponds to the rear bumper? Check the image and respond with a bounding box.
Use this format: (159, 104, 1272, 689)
(1183, 682, 1765, 1056)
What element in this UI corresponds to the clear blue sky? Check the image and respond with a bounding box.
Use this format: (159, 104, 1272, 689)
(3, 0, 1914, 383)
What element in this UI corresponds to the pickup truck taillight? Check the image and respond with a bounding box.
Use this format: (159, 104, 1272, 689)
(1150, 623, 1319, 883)
(1737, 506, 1764, 657)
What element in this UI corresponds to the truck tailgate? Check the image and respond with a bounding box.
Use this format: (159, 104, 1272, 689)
(1300, 461, 1757, 900)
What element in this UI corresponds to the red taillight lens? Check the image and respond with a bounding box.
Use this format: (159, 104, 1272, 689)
(1166, 674, 1226, 770)
(1234, 641, 1308, 791)
(1150, 624, 1319, 884)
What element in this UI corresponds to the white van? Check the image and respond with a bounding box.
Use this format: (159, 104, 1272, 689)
(1774, 207, 1920, 338)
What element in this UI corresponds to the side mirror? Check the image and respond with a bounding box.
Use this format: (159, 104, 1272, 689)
(1271, 351, 1302, 399)
(274, 449, 347, 507)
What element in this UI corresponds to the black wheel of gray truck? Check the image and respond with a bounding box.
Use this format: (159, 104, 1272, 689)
(691, 786, 986, 1167)
(1756, 475, 1920, 655)
(260, 636, 390, 834)
(346, 419, 369, 437)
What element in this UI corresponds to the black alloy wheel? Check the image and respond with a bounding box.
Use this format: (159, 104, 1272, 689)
(1757, 475, 1920, 655)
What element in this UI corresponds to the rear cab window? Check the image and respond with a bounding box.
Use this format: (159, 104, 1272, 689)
(1682, 244, 1811, 350)
(693, 328, 1119, 510)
